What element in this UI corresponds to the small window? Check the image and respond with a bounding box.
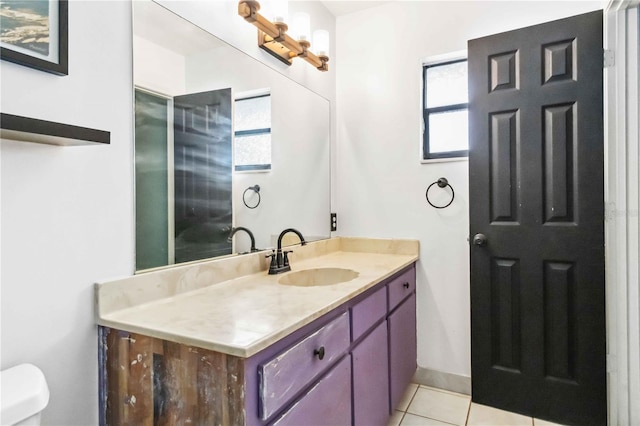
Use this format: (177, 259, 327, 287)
(234, 94, 271, 171)
(422, 59, 468, 160)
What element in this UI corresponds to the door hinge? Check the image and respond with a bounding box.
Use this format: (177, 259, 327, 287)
(330, 213, 337, 232)
(604, 49, 615, 68)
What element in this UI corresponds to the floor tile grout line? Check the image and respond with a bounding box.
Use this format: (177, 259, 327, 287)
(464, 398, 472, 426)
(398, 410, 406, 426)
(404, 385, 419, 411)
(404, 385, 472, 426)
(396, 384, 418, 426)
(402, 411, 459, 426)
(419, 384, 470, 399)
(401, 386, 419, 417)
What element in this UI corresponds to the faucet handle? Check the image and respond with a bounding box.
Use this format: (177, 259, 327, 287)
(282, 250, 293, 267)
(265, 250, 277, 270)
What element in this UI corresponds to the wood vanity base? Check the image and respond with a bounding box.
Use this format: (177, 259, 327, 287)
(99, 263, 417, 426)
(100, 329, 245, 425)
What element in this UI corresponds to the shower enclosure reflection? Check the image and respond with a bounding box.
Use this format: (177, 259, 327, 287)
(133, 0, 330, 271)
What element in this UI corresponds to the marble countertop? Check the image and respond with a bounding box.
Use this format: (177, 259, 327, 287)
(96, 237, 418, 358)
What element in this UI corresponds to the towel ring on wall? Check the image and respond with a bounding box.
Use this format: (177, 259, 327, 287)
(425, 177, 455, 209)
(243, 185, 261, 209)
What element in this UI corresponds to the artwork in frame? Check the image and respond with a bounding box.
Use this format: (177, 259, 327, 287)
(0, 0, 68, 75)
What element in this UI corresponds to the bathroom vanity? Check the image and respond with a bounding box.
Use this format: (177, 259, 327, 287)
(96, 238, 418, 425)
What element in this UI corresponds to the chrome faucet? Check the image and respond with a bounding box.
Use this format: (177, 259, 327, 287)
(266, 228, 307, 274)
(227, 226, 258, 253)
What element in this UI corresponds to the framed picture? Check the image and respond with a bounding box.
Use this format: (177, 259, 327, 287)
(0, 0, 68, 75)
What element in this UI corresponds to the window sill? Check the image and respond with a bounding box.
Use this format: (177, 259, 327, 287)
(234, 168, 271, 174)
(421, 156, 468, 165)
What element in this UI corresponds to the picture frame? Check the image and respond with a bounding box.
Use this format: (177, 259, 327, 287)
(0, 0, 68, 75)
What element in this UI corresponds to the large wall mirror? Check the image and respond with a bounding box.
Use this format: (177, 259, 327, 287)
(133, 0, 331, 271)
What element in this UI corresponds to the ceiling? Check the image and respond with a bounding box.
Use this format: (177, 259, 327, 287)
(320, 1, 393, 17)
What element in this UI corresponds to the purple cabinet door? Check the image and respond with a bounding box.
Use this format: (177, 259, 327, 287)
(271, 356, 352, 426)
(352, 321, 389, 426)
(388, 292, 417, 411)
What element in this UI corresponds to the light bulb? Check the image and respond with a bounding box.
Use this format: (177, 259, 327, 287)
(270, 0, 288, 24)
(291, 12, 310, 41)
(313, 29, 329, 57)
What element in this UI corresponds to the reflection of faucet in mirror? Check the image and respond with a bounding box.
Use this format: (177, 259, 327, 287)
(267, 228, 307, 275)
(227, 227, 259, 253)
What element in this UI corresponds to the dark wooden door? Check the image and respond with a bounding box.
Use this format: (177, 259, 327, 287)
(174, 89, 233, 263)
(468, 11, 605, 426)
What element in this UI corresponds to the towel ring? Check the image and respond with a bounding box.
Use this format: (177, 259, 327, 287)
(426, 177, 455, 209)
(243, 185, 261, 209)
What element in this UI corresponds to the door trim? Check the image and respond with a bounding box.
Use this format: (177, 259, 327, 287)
(604, 2, 640, 425)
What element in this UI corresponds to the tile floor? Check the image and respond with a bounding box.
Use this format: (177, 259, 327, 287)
(388, 385, 565, 426)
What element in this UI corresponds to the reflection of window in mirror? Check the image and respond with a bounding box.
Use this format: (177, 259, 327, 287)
(234, 93, 272, 171)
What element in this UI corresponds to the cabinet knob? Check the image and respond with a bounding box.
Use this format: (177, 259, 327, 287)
(403, 282, 410, 289)
(314, 346, 325, 360)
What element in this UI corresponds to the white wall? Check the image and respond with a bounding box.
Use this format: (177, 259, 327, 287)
(0, 2, 134, 424)
(336, 1, 605, 379)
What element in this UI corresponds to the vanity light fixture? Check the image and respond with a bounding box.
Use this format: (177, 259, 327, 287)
(238, 1, 329, 72)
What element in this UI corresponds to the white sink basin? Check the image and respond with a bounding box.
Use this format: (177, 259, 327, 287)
(278, 268, 359, 287)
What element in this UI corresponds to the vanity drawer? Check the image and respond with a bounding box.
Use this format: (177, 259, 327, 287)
(259, 311, 350, 420)
(387, 266, 416, 312)
(351, 286, 387, 342)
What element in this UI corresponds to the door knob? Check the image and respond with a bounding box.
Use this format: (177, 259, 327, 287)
(472, 233, 487, 246)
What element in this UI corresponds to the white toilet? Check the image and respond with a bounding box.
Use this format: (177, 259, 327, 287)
(0, 364, 49, 426)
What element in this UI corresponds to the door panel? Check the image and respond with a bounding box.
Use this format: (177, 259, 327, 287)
(173, 89, 233, 263)
(543, 261, 576, 382)
(491, 258, 521, 372)
(543, 103, 575, 223)
(490, 110, 519, 223)
(468, 11, 605, 426)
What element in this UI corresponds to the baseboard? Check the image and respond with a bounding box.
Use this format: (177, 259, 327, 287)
(413, 367, 471, 396)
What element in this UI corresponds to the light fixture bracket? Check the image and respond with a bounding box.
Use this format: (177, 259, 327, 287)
(258, 30, 295, 65)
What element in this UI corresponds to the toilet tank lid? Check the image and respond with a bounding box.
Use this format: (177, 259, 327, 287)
(0, 364, 50, 425)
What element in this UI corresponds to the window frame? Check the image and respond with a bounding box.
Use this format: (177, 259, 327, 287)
(422, 58, 469, 160)
(234, 93, 272, 172)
